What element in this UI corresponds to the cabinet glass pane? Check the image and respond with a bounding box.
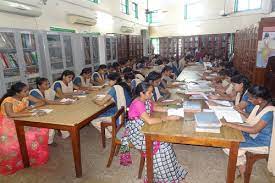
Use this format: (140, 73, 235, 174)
(83, 37, 91, 65)
(0, 32, 20, 78)
(21, 33, 39, 76)
(27, 77, 37, 90)
(6, 80, 20, 91)
(47, 35, 63, 70)
(92, 37, 99, 64)
(52, 73, 62, 82)
(106, 38, 111, 61)
(63, 36, 74, 68)
(112, 38, 117, 60)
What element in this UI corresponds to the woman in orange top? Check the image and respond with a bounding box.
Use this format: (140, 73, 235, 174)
(0, 82, 49, 175)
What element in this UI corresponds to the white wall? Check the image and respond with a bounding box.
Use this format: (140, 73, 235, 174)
(149, 0, 273, 37)
(0, 0, 148, 35)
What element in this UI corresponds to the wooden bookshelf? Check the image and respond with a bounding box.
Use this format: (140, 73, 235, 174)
(234, 17, 275, 98)
(117, 34, 128, 62)
(159, 34, 230, 61)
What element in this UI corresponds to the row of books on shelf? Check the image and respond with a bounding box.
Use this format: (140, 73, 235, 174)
(0, 33, 15, 49)
(0, 52, 18, 68)
(21, 34, 36, 49)
(24, 52, 38, 66)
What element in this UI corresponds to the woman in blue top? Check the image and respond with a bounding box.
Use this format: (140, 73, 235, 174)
(222, 85, 273, 177)
(92, 64, 108, 86)
(30, 77, 73, 143)
(51, 70, 80, 99)
(91, 72, 132, 138)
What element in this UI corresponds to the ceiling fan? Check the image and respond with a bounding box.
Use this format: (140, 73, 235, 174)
(145, 0, 168, 15)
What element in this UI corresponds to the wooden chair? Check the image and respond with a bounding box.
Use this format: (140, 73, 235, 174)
(244, 151, 269, 183)
(106, 106, 145, 179)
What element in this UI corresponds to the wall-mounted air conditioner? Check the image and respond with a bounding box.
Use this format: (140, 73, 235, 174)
(67, 14, 97, 26)
(0, 0, 42, 17)
(120, 26, 134, 33)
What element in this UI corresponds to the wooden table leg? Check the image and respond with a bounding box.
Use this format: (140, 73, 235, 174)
(145, 134, 153, 183)
(226, 142, 239, 183)
(15, 123, 30, 168)
(70, 127, 82, 178)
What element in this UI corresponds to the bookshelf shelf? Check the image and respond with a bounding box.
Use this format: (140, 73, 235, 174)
(0, 29, 44, 95)
(105, 36, 117, 65)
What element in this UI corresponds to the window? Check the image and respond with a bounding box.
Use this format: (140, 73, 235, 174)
(120, 0, 129, 14)
(132, 2, 138, 19)
(234, 0, 262, 12)
(151, 38, 159, 54)
(146, 12, 160, 24)
(184, 1, 203, 19)
(89, 0, 100, 3)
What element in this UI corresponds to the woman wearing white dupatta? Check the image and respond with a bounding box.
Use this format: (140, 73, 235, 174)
(30, 78, 73, 144)
(91, 73, 132, 138)
(222, 86, 274, 177)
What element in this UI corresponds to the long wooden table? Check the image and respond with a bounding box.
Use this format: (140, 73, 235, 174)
(142, 64, 245, 183)
(14, 90, 113, 178)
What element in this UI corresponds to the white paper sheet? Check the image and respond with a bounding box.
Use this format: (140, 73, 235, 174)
(214, 108, 243, 123)
(167, 108, 184, 117)
(60, 98, 76, 103)
(209, 100, 232, 107)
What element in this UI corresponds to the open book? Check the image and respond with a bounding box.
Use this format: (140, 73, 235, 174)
(213, 108, 244, 123)
(167, 108, 184, 118)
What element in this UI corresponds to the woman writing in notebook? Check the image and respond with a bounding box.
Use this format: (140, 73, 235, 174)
(222, 85, 273, 177)
(30, 77, 72, 143)
(92, 64, 108, 85)
(51, 70, 80, 99)
(73, 68, 99, 91)
(91, 72, 132, 138)
(209, 74, 250, 103)
(120, 82, 188, 182)
(145, 71, 182, 106)
(0, 82, 49, 175)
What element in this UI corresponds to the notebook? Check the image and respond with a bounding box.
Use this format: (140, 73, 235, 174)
(183, 101, 202, 112)
(195, 112, 221, 128)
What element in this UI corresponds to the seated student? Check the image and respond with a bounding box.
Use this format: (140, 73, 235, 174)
(161, 65, 177, 88)
(222, 85, 274, 177)
(210, 67, 239, 96)
(145, 71, 169, 101)
(145, 71, 181, 106)
(73, 68, 98, 91)
(209, 74, 250, 102)
(30, 77, 72, 142)
(92, 64, 108, 85)
(91, 72, 132, 138)
(167, 57, 180, 76)
(120, 82, 188, 182)
(0, 82, 48, 175)
(178, 56, 186, 72)
(112, 62, 121, 73)
(122, 67, 133, 74)
(51, 70, 79, 99)
(123, 72, 136, 92)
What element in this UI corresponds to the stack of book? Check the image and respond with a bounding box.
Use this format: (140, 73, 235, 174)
(0, 53, 18, 68)
(183, 101, 201, 113)
(195, 112, 221, 133)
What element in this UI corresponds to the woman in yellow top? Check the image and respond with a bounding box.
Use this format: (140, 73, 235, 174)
(0, 82, 49, 175)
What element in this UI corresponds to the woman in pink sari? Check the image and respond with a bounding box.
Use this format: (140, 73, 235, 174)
(0, 82, 49, 175)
